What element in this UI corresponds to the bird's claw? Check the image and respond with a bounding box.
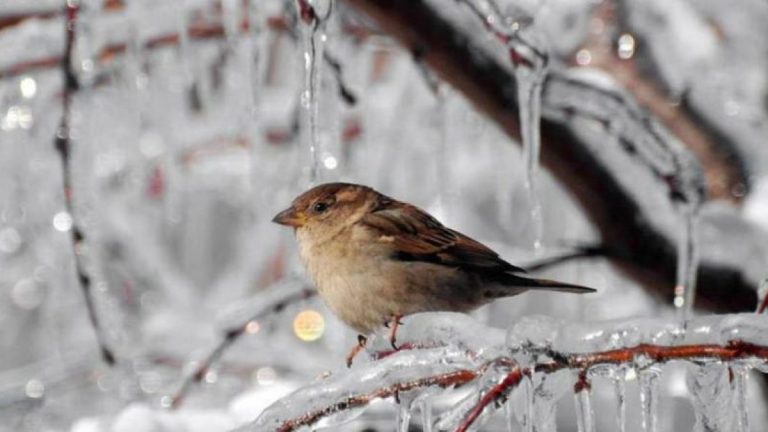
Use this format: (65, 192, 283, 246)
(386, 314, 403, 351)
(345, 334, 368, 368)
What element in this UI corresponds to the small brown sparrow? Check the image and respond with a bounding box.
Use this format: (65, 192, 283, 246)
(273, 183, 594, 361)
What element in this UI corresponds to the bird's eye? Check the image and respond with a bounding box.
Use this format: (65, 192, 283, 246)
(312, 201, 330, 213)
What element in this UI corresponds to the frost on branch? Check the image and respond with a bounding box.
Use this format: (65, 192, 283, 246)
(236, 312, 768, 431)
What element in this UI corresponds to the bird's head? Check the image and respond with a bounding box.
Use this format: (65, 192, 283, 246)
(272, 182, 377, 240)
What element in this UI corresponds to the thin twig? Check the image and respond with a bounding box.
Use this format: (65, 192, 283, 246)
(1, 6, 358, 106)
(169, 287, 316, 408)
(522, 244, 606, 272)
(54, 0, 116, 366)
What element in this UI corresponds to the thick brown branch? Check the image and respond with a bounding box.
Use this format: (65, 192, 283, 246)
(342, 0, 759, 312)
(582, 0, 749, 202)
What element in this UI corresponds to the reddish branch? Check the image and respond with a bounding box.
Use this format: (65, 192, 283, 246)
(455, 340, 768, 431)
(275, 368, 480, 432)
(457, 366, 526, 432)
(264, 339, 768, 432)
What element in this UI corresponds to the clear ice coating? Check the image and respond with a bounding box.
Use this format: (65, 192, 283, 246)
(516, 62, 546, 251)
(730, 364, 750, 432)
(295, 0, 333, 184)
(686, 363, 735, 432)
(638, 367, 660, 432)
(573, 384, 595, 432)
(243, 345, 478, 431)
(613, 366, 628, 432)
(457, 0, 549, 250)
(673, 191, 701, 319)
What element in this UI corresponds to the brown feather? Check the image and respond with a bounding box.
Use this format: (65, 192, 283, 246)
(362, 195, 527, 274)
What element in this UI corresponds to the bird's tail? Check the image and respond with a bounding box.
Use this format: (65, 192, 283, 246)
(497, 273, 596, 294)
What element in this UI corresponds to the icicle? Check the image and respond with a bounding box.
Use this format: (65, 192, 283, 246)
(520, 374, 533, 432)
(531, 370, 572, 432)
(756, 277, 768, 313)
(397, 402, 412, 432)
(504, 372, 533, 432)
(295, 0, 332, 184)
(638, 367, 661, 432)
(730, 365, 750, 432)
(504, 399, 515, 432)
(674, 203, 700, 319)
(574, 386, 596, 432)
(420, 398, 434, 432)
(512, 51, 547, 251)
(613, 367, 627, 432)
(687, 363, 735, 432)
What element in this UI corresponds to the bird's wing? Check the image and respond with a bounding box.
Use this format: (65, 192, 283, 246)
(361, 200, 526, 274)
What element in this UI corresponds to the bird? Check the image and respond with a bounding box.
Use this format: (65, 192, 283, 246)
(272, 182, 595, 365)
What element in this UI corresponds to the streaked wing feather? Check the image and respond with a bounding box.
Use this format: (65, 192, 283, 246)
(361, 202, 526, 274)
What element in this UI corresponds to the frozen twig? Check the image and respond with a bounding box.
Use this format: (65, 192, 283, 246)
(168, 286, 316, 409)
(54, 0, 116, 367)
(275, 368, 479, 432)
(455, 340, 768, 431)
(0, 2, 357, 106)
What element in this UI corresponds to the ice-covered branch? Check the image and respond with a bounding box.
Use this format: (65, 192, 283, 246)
(54, 0, 116, 366)
(237, 312, 768, 432)
(342, 0, 767, 312)
(0, 2, 357, 105)
(579, 0, 751, 203)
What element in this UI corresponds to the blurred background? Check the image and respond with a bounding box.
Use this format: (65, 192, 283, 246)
(1, 0, 768, 430)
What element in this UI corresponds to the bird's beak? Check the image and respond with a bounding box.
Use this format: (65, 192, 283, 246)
(272, 207, 307, 228)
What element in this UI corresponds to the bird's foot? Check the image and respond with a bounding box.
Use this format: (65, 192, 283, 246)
(345, 334, 368, 368)
(384, 315, 403, 350)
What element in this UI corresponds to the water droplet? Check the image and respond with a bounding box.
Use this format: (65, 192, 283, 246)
(322, 155, 338, 170)
(576, 49, 592, 65)
(1, 106, 34, 131)
(293, 309, 325, 341)
(0, 227, 22, 254)
(20, 77, 37, 99)
(254, 367, 277, 386)
(204, 370, 218, 384)
(245, 320, 260, 334)
(12, 279, 44, 310)
(617, 34, 635, 59)
(25, 379, 45, 399)
(53, 211, 73, 232)
(81, 59, 94, 72)
(160, 395, 173, 408)
(139, 372, 162, 394)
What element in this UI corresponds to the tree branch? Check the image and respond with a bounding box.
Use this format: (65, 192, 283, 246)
(342, 0, 763, 312)
(55, 0, 116, 366)
(455, 340, 768, 431)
